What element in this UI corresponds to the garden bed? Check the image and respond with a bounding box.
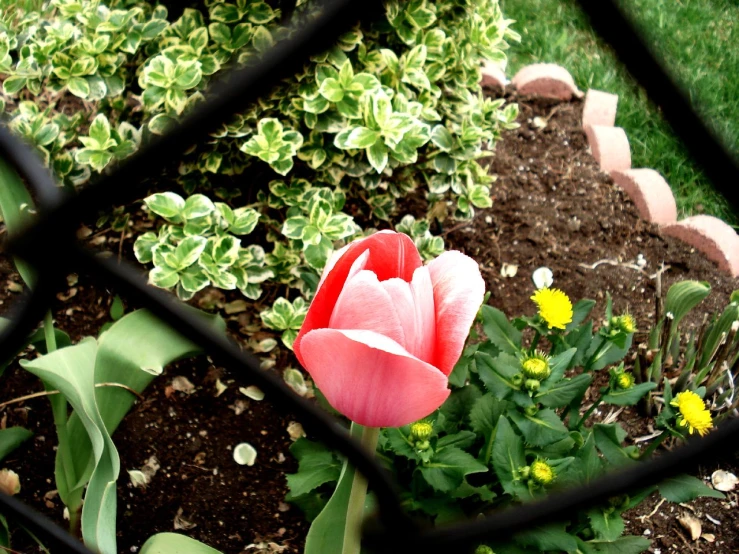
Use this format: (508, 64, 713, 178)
(1, 91, 737, 553)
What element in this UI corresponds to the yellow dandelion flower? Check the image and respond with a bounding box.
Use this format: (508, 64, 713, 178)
(670, 391, 713, 437)
(530, 459, 555, 486)
(531, 288, 573, 330)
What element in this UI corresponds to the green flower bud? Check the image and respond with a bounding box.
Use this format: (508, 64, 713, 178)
(511, 373, 524, 387)
(410, 421, 433, 442)
(475, 546, 494, 554)
(614, 314, 637, 334)
(518, 465, 531, 480)
(616, 372, 635, 390)
(524, 404, 539, 416)
(530, 459, 555, 486)
(415, 440, 431, 451)
(520, 351, 551, 380)
(524, 379, 540, 392)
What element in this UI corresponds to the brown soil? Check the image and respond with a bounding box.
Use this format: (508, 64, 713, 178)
(1, 92, 737, 553)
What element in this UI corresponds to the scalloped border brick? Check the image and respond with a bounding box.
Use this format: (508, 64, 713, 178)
(511, 63, 584, 100)
(662, 216, 739, 277)
(481, 61, 508, 93)
(585, 125, 631, 172)
(610, 169, 677, 225)
(478, 67, 739, 278)
(583, 89, 618, 128)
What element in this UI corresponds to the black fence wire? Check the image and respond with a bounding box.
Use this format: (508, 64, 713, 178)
(0, 0, 737, 553)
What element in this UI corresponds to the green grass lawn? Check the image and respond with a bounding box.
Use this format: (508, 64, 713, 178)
(500, 0, 739, 226)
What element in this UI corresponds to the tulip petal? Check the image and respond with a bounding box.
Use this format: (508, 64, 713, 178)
(381, 266, 436, 363)
(294, 231, 422, 363)
(329, 270, 405, 346)
(427, 251, 485, 376)
(300, 329, 450, 427)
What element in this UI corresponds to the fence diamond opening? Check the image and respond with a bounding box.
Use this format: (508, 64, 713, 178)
(0, 1, 737, 553)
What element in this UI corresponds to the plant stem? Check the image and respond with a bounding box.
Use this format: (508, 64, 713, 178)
(341, 425, 380, 554)
(575, 392, 607, 429)
(639, 431, 669, 460)
(530, 330, 541, 352)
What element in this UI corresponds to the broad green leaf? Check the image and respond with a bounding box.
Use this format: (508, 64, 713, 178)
(140, 533, 222, 554)
(0, 159, 37, 285)
(0, 427, 33, 461)
(182, 194, 215, 219)
(366, 139, 388, 173)
(566, 299, 596, 331)
(481, 305, 521, 354)
(67, 76, 90, 98)
(476, 351, 521, 399)
(304, 423, 369, 554)
(21, 338, 118, 554)
(419, 446, 487, 492)
(588, 508, 624, 541)
(344, 127, 380, 149)
(174, 236, 208, 269)
(664, 280, 710, 326)
(509, 408, 569, 446)
(593, 423, 635, 467)
(536, 373, 592, 408)
(145, 192, 185, 222)
(578, 536, 651, 554)
(286, 439, 341, 498)
(439, 385, 482, 433)
(492, 416, 529, 499)
(601, 382, 657, 406)
(514, 523, 578, 553)
(470, 394, 506, 464)
(658, 474, 724, 503)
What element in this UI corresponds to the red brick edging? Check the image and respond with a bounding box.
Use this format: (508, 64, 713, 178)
(480, 63, 739, 278)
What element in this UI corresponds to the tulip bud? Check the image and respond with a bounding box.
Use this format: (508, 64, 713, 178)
(0, 469, 20, 496)
(524, 379, 540, 392)
(530, 459, 555, 486)
(410, 421, 434, 442)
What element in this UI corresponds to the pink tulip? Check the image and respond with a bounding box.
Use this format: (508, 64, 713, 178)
(294, 231, 485, 428)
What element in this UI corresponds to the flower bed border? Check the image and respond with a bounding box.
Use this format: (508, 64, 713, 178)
(482, 62, 739, 278)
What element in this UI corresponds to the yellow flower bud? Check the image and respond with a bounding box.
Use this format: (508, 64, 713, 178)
(410, 421, 433, 442)
(530, 459, 555, 486)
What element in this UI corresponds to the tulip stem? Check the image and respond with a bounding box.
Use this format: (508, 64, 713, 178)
(342, 424, 380, 554)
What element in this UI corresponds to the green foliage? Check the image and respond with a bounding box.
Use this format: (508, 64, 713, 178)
(140, 533, 223, 554)
(260, 297, 308, 350)
(287, 289, 721, 552)
(636, 280, 739, 421)
(134, 192, 271, 300)
(20, 308, 223, 554)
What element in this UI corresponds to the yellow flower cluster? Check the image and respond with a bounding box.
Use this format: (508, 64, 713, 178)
(671, 391, 713, 437)
(531, 288, 573, 330)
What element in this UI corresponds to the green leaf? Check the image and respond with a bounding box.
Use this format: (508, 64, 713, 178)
(174, 236, 207, 269)
(0, 427, 33, 461)
(665, 280, 711, 326)
(509, 408, 569, 446)
(439, 385, 482, 433)
(145, 192, 185, 222)
(514, 523, 578, 553)
(566, 299, 596, 331)
(344, 127, 380, 149)
(141, 533, 222, 554)
(481, 306, 522, 354)
(366, 140, 388, 173)
(286, 439, 341, 498)
(0, 159, 37, 285)
(182, 194, 215, 219)
(476, 351, 521, 399)
(470, 393, 506, 463)
(492, 416, 529, 499)
(579, 536, 651, 554)
(658, 474, 724, 503)
(67, 76, 90, 98)
(419, 446, 487, 492)
(536, 373, 592, 408)
(588, 508, 625, 541)
(304, 423, 369, 554)
(593, 423, 635, 467)
(601, 382, 657, 406)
